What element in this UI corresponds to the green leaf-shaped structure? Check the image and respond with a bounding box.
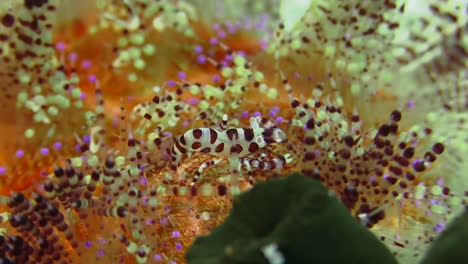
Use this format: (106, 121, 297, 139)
(420, 208, 468, 264)
(186, 173, 397, 264)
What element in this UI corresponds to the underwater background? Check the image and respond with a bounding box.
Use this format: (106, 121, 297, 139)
(0, 0, 467, 263)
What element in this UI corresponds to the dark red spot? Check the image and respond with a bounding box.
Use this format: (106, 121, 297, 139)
(413, 161, 425, 172)
(1, 14, 15, 27)
(226, 129, 238, 140)
(217, 185, 227, 196)
(243, 129, 254, 141)
(306, 118, 315, 129)
(304, 152, 315, 161)
(209, 129, 218, 144)
(402, 147, 415, 159)
(399, 181, 408, 189)
(192, 129, 202, 139)
(215, 143, 224, 153)
(343, 136, 354, 147)
(378, 125, 390, 136)
(390, 110, 402, 122)
(432, 143, 444, 154)
(389, 166, 402, 176)
(442, 187, 450, 195)
(424, 152, 436, 162)
(230, 144, 243, 154)
(291, 100, 299, 108)
(201, 147, 211, 153)
(175, 141, 187, 154)
(385, 177, 397, 185)
(405, 172, 415, 181)
(248, 142, 259, 153)
(191, 142, 201, 149)
(304, 137, 315, 145)
(179, 135, 186, 145)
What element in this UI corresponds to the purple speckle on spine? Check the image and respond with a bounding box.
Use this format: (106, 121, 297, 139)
(15, 150, 24, 158)
(140, 177, 148, 186)
(55, 42, 66, 51)
(154, 254, 162, 261)
(415, 200, 422, 208)
(0, 167, 6, 175)
(407, 101, 415, 109)
(83, 135, 91, 143)
(81, 60, 91, 69)
(167, 80, 175, 87)
(194, 45, 203, 54)
(227, 24, 236, 33)
(275, 116, 284, 123)
(242, 111, 249, 118)
(188, 98, 199, 105)
(213, 74, 221, 83)
(88, 75, 97, 83)
(68, 53, 77, 62)
(53, 142, 62, 150)
(98, 237, 106, 244)
(210, 37, 218, 45)
(212, 23, 220, 30)
(197, 55, 206, 64)
(261, 39, 269, 51)
(172, 231, 181, 238)
(85, 241, 92, 248)
(218, 30, 226, 38)
(433, 223, 445, 232)
(160, 217, 168, 226)
(79, 92, 86, 100)
(40, 148, 49, 156)
(175, 243, 183, 250)
(97, 250, 104, 256)
(314, 149, 322, 158)
(253, 111, 261, 117)
(178, 71, 186, 80)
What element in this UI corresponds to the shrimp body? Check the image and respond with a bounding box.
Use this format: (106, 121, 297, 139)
(170, 116, 290, 190)
(171, 127, 285, 163)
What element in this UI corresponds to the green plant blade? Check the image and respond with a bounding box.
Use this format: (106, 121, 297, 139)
(420, 208, 468, 264)
(186, 173, 397, 264)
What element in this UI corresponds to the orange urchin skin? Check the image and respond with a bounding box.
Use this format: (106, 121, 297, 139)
(0, 1, 463, 264)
